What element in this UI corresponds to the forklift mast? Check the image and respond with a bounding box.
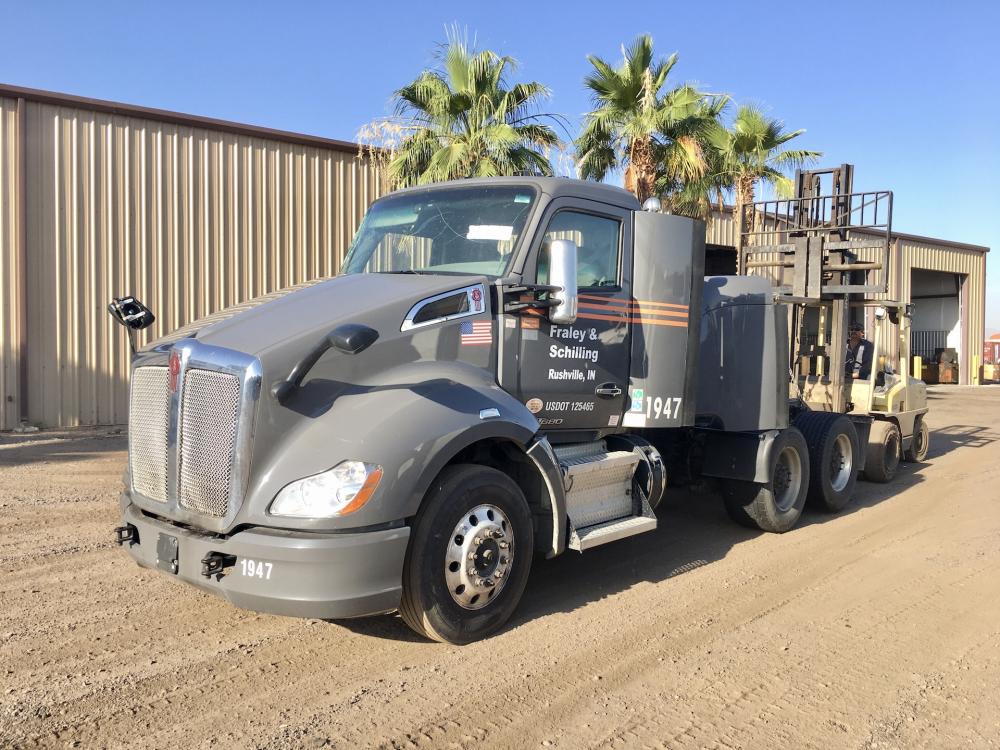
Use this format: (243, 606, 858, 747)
(735, 164, 894, 413)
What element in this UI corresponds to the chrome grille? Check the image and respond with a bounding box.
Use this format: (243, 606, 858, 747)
(178, 369, 242, 517)
(128, 366, 170, 502)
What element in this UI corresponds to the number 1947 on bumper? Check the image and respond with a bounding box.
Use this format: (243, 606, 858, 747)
(240, 559, 273, 580)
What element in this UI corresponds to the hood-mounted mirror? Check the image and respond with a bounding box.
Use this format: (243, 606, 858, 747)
(272, 323, 379, 404)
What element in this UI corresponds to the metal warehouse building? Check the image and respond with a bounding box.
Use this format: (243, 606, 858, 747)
(0, 84, 990, 430)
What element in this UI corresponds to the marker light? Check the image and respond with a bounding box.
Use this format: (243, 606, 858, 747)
(269, 461, 383, 518)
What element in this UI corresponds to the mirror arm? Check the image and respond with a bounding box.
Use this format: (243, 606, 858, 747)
(272, 323, 379, 404)
(502, 283, 561, 294)
(272, 338, 333, 403)
(504, 298, 560, 313)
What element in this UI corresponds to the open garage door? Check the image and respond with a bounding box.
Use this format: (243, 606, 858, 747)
(911, 269, 964, 383)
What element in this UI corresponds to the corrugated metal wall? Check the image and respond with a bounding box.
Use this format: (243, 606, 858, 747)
(1, 96, 385, 429)
(0, 97, 20, 430)
(706, 207, 737, 247)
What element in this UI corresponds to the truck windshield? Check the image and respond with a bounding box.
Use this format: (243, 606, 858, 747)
(341, 186, 536, 277)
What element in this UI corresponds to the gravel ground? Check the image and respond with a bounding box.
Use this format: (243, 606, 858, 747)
(1, 386, 999, 749)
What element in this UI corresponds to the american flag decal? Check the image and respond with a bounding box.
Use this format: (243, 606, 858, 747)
(460, 318, 492, 346)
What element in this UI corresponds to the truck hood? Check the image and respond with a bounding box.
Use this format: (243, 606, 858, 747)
(152, 272, 485, 358)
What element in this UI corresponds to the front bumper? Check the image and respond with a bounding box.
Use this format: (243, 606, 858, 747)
(119, 500, 410, 619)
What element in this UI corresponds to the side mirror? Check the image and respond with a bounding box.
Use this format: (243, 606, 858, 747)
(547, 239, 578, 325)
(108, 296, 155, 331)
(107, 296, 155, 354)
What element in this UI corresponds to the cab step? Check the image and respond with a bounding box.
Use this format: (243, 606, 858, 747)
(553, 440, 657, 552)
(569, 514, 658, 552)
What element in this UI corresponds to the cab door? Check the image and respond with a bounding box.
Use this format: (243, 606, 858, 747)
(513, 200, 632, 431)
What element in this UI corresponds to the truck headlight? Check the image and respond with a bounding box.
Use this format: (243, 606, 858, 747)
(269, 461, 383, 518)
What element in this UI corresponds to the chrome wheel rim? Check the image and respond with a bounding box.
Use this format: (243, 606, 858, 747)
(830, 433, 854, 492)
(444, 504, 513, 610)
(773, 446, 803, 512)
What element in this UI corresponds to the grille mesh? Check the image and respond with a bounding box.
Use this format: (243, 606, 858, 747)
(128, 367, 170, 503)
(178, 369, 242, 517)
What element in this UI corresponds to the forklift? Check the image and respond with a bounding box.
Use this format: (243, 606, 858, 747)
(736, 164, 930, 485)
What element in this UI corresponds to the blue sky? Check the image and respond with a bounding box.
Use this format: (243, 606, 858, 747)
(2, 0, 998, 329)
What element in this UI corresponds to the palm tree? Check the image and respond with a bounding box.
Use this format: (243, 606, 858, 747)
(707, 104, 821, 233)
(361, 34, 561, 188)
(575, 35, 725, 205)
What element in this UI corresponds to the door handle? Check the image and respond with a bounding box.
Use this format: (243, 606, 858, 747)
(595, 383, 622, 398)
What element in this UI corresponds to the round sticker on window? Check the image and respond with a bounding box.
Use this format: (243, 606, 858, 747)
(525, 398, 543, 414)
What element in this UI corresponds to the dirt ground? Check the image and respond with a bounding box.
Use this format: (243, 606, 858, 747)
(1, 387, 999, 750)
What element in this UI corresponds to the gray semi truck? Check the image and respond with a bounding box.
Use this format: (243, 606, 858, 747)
(111, 172, 928, 644)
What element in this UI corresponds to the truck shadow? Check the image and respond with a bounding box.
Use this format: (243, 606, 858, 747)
(339, 465, 928, 643)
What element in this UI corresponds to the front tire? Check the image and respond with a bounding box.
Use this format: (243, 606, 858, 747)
(723, 427, 810, 533)
(400, 464, 533, 644)
(903, 416, 929, 462)
(863, 421, 901, 483)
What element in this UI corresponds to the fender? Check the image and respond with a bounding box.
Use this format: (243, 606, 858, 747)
(401, 418, 567, 559)
(525, 435, 566, 557)
(241, 361, 559, 534)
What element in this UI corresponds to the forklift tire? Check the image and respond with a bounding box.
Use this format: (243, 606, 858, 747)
(722, 427, 810, 533)
(862, 421, 901, 483)
(794, 412, 859, 512)
(399, 464, 533, 644)
(903, 417, 929, 462)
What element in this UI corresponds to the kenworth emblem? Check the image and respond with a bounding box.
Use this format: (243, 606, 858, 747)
(168, 350, 181, 393)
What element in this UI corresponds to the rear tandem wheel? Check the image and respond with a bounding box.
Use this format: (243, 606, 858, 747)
(723, 427, 810, 533)
(794, 412, 860, 512)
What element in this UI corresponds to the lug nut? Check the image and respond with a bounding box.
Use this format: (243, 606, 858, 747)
(468, 567, 477, 576)
(474, 536, 483, 545)
(499, 556, 508, 565)
(495, 570, 505, 579)
(468, 552, 476, 560)
(499, 541, 509, 549)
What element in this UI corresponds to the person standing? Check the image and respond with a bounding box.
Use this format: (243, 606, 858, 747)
(845, 321, 874, 380)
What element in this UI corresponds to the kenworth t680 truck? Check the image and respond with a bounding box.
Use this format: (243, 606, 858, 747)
(111, 171, 928, 643)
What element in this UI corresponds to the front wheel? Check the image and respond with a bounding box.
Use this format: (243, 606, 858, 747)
(400, 464, 534, 644)
(723, 427, 810, 533)
(903, 417, 929, 462)
(863, 421, 901, 483)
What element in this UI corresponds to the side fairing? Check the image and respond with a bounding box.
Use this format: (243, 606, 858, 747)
(625, 212, 705, 428)
(696, 276, 788, 432)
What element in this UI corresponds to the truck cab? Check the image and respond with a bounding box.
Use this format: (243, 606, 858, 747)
(114, 175, 920, 643)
